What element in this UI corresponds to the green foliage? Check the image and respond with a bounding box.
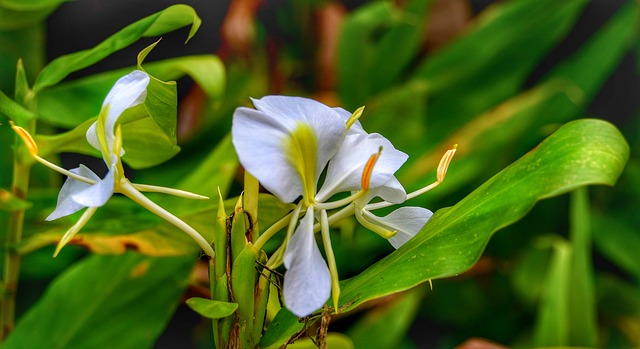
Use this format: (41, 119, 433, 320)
(1, 0, 637, 347)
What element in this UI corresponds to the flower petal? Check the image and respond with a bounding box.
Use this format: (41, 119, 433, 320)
(332, 107, 365, 135)
(316, 133, 408, 201)
(363, 176, 407, 205)
(86, 70, 150, 156)
(366, 206, 433, 249)
(232, 96, 346, 203)
(283, 207, 331, 317)
(46, 165, 101, 221)
(70, 164, 115, 208)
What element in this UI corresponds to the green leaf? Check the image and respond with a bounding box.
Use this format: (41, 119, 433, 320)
(592, 212, 640, 281)
(533, 238, 572, 347)
(406, 0, 588, 148)
(338, 0, 432, 106)
(186, 297, 238, 319)
(0, 88, 34, 123)
(568, 188, 598, 346)
(33, 4, 201, 93)
(37, 54, 225, 128)
(337, 119, 627, 311)
(0, 0, 60, 30)
(287, 334, 354, 349)
(4, 252, 195, 349)
(264, 119, 629, 348)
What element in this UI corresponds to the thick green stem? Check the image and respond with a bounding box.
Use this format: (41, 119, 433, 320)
(1, 133, 33, 341)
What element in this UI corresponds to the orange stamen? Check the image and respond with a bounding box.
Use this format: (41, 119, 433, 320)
(361, 146, 383, 191)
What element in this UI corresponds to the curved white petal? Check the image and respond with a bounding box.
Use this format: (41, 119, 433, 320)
(363, 176, 407, 205)
(316, 133, 408, 201)
(86, 70, 150, 155)
(46, 165, 101, 221)
(283, 208, 331, 317)
(332, 107, 365, 135)
(70, 164, 115, 208)
(366, 206, 433, 249)
(232, 96, 346, 203)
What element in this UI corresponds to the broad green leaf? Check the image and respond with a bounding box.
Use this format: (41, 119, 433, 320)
(37, 55, 225, 128)
(33, 4, 201, 93)
(347, 288, 424, 349)
(0, 88, 34, 123)
(568, 188, 597, 346)
(533, 238, 571, 347)
(410, 0, 588, 141)
(338, 0, 432, 106)
(186, 297, 238, 319)
(339, 119, 627, 310)
(4, 252, 194, 349)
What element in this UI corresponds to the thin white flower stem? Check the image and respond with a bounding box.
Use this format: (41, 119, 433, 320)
(313, 190, 364, 210)
(284, 203, 304, 248)
(119, 180, 215, 257)
(53, 207, 98, 257)
(132, 183, 209, 200)
(355, 208, 396, 239)
(253, 210, 294, 251)
(34, 155, 97, 185)
(320, 210, 340, 313)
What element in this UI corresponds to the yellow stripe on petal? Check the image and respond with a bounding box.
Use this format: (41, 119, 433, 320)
(284, 123, 318, 204)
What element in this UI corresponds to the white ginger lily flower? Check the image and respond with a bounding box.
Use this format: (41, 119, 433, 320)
(232, 96, 411, 317)
(12, 70, 213, 257)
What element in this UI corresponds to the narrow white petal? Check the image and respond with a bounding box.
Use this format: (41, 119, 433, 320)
(71, 165, 115, 207)
(367, 206, 433, 249)
(317, 133, 408, 201)
(283, 208, 331, 317)
(86, 70, 150, 154)
(46, 165, 101, 221)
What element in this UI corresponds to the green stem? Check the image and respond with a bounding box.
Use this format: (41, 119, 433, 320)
(1, 123, 34, 342)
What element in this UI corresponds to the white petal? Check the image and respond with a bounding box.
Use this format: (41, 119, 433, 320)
(252, 96, 347, 180)
(71, 165, 115, 207)
(364, 176, 407, 204)
(332, 107, 366, 135)
(86, 70, 150, 155)
(232, 96, 346, 203)
(316, 133, 408, 201)
(367, 206, 433, 249)
(46, 165, 101, 221)
(283, 208, 331, 317)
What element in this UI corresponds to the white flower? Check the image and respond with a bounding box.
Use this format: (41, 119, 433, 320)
(12, 70, 214, 257)
(47, 70, 149, 220)
(233, 96, 413, 317)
